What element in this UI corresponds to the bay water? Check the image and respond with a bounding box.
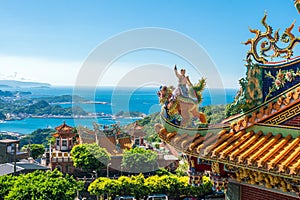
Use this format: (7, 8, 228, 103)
(0, 86, 237, 134)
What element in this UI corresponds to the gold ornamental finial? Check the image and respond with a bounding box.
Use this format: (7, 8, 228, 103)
(244, 13, 300, 64)
(295, 0, 300, 13)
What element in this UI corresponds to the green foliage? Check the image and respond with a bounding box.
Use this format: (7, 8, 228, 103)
(0, 96, 88, 117)
(115, 176, 132, 196)
(13, 100, 88, 116)
(136, 115, 151, 126)
(128, 174, 147, 199)
(135, 112, 161, 143)
(1, 169, 83, 200)
(121, 147, 158, 173)
(199, 105, 226, 124)
(0, 134, 18, 140)
(190, 77, 206, 104)
(175, 159, 189, 176)
(225, 100, 258, 118)
(71, 143, 111, 172)
(21, 144, 45, 159)
(154, 143, 160, 149)
(88, 177, 112, 196)
(0, 175, 17, 200)
(202, 176, 213, 193)
(19, 128, 55, 148)
(72, 106, 88, 116)
(115, 110, 145, 117)
(89, 175, 147, 199)
(89, 174, 213, 199)
(155, 168, 171, 176)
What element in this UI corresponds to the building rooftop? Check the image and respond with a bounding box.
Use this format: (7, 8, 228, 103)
(55, 121, 74, 132)
(0, 163, 23, 176)
(0, 139, 19, 144)
(0, 162, 49, 176)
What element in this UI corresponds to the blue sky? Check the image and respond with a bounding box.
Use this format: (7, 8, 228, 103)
(0, 1, 298, 88)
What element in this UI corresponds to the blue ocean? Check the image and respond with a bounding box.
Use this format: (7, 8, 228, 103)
(0, 86, 237, 134)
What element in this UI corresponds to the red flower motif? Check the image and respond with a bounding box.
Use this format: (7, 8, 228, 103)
(275, 79, 282, 87)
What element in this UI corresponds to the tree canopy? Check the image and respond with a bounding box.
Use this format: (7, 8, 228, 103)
(88, 174, 212, 200)
(121, 147, 158, 173)
(19, 128, 55, 148)
(21, 144, 45, 159)
(0, 175, 17, 199)
(71, 143, 111, 172)
(0, 169, 83, 200)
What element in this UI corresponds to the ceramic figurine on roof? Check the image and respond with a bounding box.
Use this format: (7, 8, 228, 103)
(174, 65, 192, 97)
(157, 65, 207, 128)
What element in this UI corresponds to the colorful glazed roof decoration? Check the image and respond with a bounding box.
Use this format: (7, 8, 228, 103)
(155, 13, 300, 195)
(226, 83, 300, 132)
(244, 12, 300, 64)
(226, 14, 300, 117)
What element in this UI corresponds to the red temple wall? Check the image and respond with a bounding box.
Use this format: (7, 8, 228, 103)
(241, 184, 298, 200)
(282, 114, 300, 126)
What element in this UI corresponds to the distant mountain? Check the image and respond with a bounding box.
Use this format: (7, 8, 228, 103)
(0, 80, 51, 88)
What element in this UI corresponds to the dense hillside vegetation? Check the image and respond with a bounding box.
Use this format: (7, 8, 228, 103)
(19, 128, 55, 148)
(0, 94, 89, 119)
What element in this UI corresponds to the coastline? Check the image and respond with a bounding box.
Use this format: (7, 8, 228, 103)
(49, 101, 111, 105)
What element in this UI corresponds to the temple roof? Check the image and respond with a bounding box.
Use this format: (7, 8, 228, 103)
(97, 135, 132, 155)
(157, 126, 300, 180)
(127, 122, 147, 137)
(0, 139, 19, 144)
(77, 126, 132, 155)
(55, 121, 74, 132)
(52, 122, 75, 138)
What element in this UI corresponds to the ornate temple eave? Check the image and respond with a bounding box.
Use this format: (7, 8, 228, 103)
(225, 84, 300, 132)
(248, 123, 300, 138)
(157, 126, 300, 181)
(225, 83, 300, 123)
(55, 121, 74, 132)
